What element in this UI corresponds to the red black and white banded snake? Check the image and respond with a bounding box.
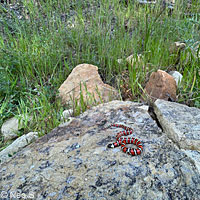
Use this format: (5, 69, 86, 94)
(107, 124, 143, 156)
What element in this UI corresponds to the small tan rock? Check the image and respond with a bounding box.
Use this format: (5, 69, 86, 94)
(143, 70, 177, 102)
(169, 42, 186, 64)
(1, 115, 33, 141)
(1, 117, 19, 141)
(58, 64, 119, 105)
(169, 41, 186, 54)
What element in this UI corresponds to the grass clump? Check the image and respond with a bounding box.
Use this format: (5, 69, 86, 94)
(0, 0, 199, 150)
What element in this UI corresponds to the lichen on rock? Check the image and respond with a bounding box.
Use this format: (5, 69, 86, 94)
(0, 101, 200, 199)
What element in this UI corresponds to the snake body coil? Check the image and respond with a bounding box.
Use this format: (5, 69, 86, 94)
(107, 124, 143, 156)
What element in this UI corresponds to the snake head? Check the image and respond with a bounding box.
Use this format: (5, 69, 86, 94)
(107, 143, 115, 148)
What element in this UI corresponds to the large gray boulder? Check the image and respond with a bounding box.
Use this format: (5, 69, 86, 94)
(0, 101, 200, 199)
(154, 99, 200, 151)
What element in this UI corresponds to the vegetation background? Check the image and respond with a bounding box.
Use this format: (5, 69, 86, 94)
(0, 0, 199, 150)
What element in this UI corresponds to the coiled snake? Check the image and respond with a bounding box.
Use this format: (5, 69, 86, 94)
(107, 124, 143, 156)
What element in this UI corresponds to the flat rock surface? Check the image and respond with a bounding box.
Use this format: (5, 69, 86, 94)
(154, 99, 200, 151)
(0, 101, 200, 199)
